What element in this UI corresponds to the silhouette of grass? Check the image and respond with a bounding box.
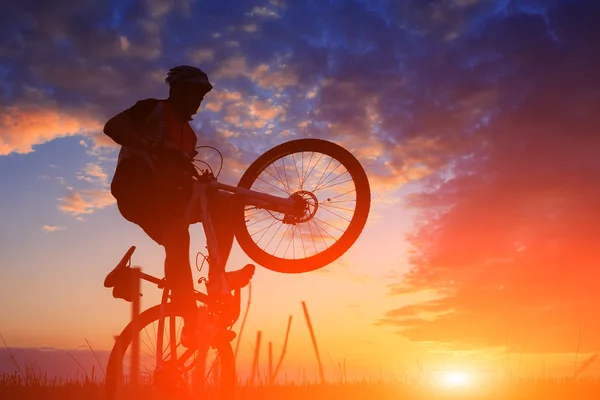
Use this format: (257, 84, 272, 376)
(4, 310, 600, 399)
(4, 370, 600, 400)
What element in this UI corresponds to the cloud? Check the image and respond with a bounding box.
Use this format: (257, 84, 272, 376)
(0, 105, 102, 156)
(241, 24, 259, 33)
(250, 63, 299, 90)
(212, 56, 249, 81)
(2, 0, 597, 260)
(42, 225, 66, 232)
(203, 90, 243, 113)
(378, 0, 600, 354)
(188, 48, 215, 64)
(77, 163, 109, 184)
(248, 98, 285, 120)
(58, 189, 115, 216)
(246, 6, 281, 19)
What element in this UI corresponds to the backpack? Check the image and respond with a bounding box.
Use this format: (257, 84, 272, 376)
(109, 99, 196, 206)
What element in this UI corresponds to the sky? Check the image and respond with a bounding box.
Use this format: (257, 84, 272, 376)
(1, 0, 599, 382)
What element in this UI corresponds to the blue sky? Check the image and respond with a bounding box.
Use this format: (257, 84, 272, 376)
(1, 0, 599, 379)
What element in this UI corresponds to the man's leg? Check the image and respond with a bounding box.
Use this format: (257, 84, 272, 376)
(206, 190, 235, 282)
(206, 190, 255, 290)
(161, 216, 197, 327)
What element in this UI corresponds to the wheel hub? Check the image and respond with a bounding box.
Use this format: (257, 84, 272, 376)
(284, 190, 318, 224)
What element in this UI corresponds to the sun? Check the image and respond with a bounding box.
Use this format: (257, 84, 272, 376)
(441, 370, 470, 387)
(434, 370, 474, 390)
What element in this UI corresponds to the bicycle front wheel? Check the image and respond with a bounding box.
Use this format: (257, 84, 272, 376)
(234, 138, 371, 273)
(105, 303, 235, 400)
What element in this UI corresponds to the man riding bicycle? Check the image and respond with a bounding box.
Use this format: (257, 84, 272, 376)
(103, 65, 254, 346)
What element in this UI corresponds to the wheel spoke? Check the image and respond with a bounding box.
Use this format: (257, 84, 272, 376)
(262, 166, 292, 194)
(274, 224, 291, 255)
(322, 188, 356, 202)
(299, 223, 307, 259)
(237, 141, 369, 270)
(318, 205, 352, 223)
(301, 152, 322, 188)
(264, 220, 285, 251)
(292, 152, 303, 190)
(313, 216, 346, 233)
(143, 326, 156, 355)
(269, 160, 293, 194)
(283, 225, 297, 259)
(256, 176, 290, 195)
(306, 220, 318, 254)
(315, 174, 353, 193)
(140, 335, 155, 359)
(256, 218, 280, 245)
(310, 219, 331, 247)
(247, 213, 277, 228)
(312, 157, 335, 191)
(109, 310, 232, 399)
(313, 161, 343, 192)
(320, 203, 356, 213)
(280, 157, 293, 193)
(322, 198, 357, 205)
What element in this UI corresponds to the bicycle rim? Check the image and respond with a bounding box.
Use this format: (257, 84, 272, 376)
(105, 303, 235, 400)
(234, 138, 371, 273)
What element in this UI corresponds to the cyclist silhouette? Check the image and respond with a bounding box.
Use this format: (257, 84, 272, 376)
(103, 65, 254, 346)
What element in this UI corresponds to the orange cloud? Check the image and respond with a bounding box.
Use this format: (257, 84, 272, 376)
(58, 189, 115, 216)
(250, 64, 299, 90)
(380, 121, 600, 353)
(0, 106, 103, 156)
(88, 132, 120, 150)
(248, 99, 284, 120)
(42, 225, 66, 232)
(204, 90, 243, 113)
(77, 163, 109, 184)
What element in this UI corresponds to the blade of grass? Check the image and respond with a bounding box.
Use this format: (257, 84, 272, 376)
(271, 315, 292, 385)
(301, 301, 325, 384)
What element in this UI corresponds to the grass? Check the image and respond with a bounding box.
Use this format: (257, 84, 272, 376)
(4, 302, 600, 399)
(3, 370, 600, 400)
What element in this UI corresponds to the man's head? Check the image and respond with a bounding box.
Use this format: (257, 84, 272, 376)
(165, 65, 213, 119)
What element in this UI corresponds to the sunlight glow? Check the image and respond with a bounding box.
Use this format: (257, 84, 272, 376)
(438, 370, 472, 388)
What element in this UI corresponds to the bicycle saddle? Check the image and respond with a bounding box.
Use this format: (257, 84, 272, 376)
(104, 246, 136, 288)
(104, 246, 139, 302)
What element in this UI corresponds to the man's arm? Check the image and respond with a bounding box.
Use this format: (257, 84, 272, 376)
(103, 99, 160, 149)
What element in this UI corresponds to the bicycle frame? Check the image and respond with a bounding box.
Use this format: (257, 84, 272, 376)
(153, 172, 302, 371)
(185, 175, 303, 275)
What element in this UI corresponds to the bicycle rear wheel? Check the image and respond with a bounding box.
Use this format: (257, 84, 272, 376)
(105, 303, 235, 400)
(233, 138, 371, 273)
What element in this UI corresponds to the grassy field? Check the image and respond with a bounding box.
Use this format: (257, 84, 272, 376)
(3, 303, 599, 399)
(3, 370, 600, 400)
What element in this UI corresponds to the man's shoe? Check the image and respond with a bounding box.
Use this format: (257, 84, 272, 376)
(225, 264, 255, 291)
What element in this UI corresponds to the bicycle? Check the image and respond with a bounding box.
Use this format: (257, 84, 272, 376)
(103, 138, 371, 399)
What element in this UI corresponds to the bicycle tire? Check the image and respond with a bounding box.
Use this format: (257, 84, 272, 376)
(105, 303, 235, 400)
(233, 138, 371, 273)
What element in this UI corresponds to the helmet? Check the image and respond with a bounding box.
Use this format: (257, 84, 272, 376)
(165, 65, 213, 93)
